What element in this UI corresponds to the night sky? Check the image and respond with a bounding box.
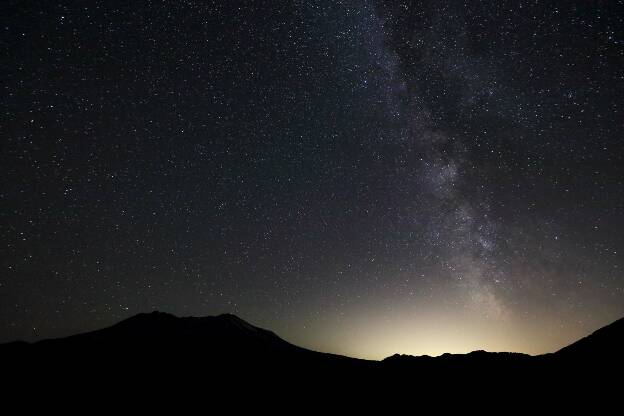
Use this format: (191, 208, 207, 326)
(2, 0, 623, 359)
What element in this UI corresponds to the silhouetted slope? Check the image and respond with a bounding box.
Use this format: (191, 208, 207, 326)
(2, 312, 623, 386)
(555, 317, 624, 359)
(32, 311, 302, 356)
(2, 311, 374, 380)
(2, 313, 623, 405)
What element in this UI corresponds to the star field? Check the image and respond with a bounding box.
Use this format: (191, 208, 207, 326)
(2, 0, 623, 358)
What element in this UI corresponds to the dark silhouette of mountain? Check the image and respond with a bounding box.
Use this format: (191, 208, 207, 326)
(2, 311, 375, 381)
(2, 312, 622, 397)
(555, 316, 624, 359)
(32, 311, 303, 357)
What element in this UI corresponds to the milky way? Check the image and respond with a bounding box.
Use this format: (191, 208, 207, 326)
(2, 0, 623, 358)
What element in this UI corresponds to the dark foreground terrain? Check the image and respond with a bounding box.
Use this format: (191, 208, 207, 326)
(2, 312, 622, 402)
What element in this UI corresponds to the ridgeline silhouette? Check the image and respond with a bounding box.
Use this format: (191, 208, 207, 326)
(2, 312, 622, 393)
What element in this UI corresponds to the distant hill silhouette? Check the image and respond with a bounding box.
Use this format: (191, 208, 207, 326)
(1, 312, 375, 379)
(2, 312, 622, 397)
(555, 316, 624, 359)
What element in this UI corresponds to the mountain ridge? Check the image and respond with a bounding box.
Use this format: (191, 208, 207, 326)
(3, 311, 623, 362)
(2, 311, 623, 398)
